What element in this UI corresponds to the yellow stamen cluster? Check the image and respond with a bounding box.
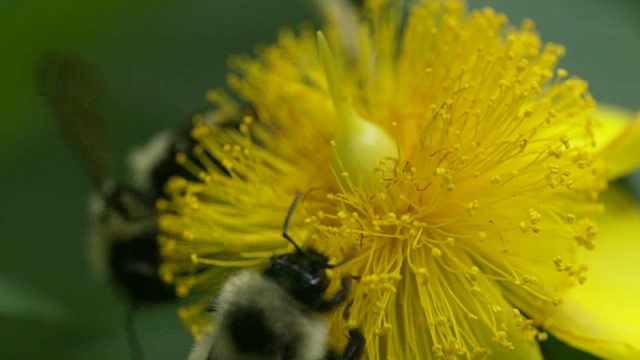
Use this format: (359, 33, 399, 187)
(158, 0, 607, 358)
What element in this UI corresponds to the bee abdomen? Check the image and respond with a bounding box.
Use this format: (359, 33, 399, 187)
(109, 231, 176, 304)
(226, 306, 281, 355)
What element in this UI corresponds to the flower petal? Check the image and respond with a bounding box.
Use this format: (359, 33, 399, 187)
(545, 185, 640, 359)
(594, 105, 640, 179)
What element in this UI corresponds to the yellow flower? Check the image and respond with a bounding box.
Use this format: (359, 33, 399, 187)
(158, 0, 640, 358)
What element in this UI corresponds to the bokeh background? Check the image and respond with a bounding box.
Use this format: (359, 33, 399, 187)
(1, 0, 638, 359)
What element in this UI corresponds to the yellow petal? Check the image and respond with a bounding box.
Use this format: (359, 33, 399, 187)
(545, 184, 640, 359)
(594, 105, 640, 179)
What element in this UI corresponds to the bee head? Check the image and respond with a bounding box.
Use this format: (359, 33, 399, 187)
(263, 247, 333, 308)
(264, 193, 354, 308)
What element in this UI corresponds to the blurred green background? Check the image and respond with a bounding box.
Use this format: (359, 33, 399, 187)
(1, 0, 638, 359)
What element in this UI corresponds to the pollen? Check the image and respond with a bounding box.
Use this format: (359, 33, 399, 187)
(158, 0, 608, 358)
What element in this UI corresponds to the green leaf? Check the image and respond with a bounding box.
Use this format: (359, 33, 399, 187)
(0, 277, 69, 323)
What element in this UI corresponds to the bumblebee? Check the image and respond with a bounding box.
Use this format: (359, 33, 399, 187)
(189, 195, 365, 360)
(35, 51, 239, 306)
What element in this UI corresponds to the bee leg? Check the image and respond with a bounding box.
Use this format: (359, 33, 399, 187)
(324, 329, 365, 360)
(124, 304, 144, 360)
(313, 276, 351, 312)
(341, 329, 365, 359)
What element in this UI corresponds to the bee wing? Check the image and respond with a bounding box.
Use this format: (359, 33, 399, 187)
(35, 51, 112, 190)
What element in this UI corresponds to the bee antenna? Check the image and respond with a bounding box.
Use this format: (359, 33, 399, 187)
(282, 193, 304, 253)
(325, 247, 356, 269)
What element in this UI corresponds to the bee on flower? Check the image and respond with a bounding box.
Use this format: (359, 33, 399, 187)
(157, 0, 640, 358)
